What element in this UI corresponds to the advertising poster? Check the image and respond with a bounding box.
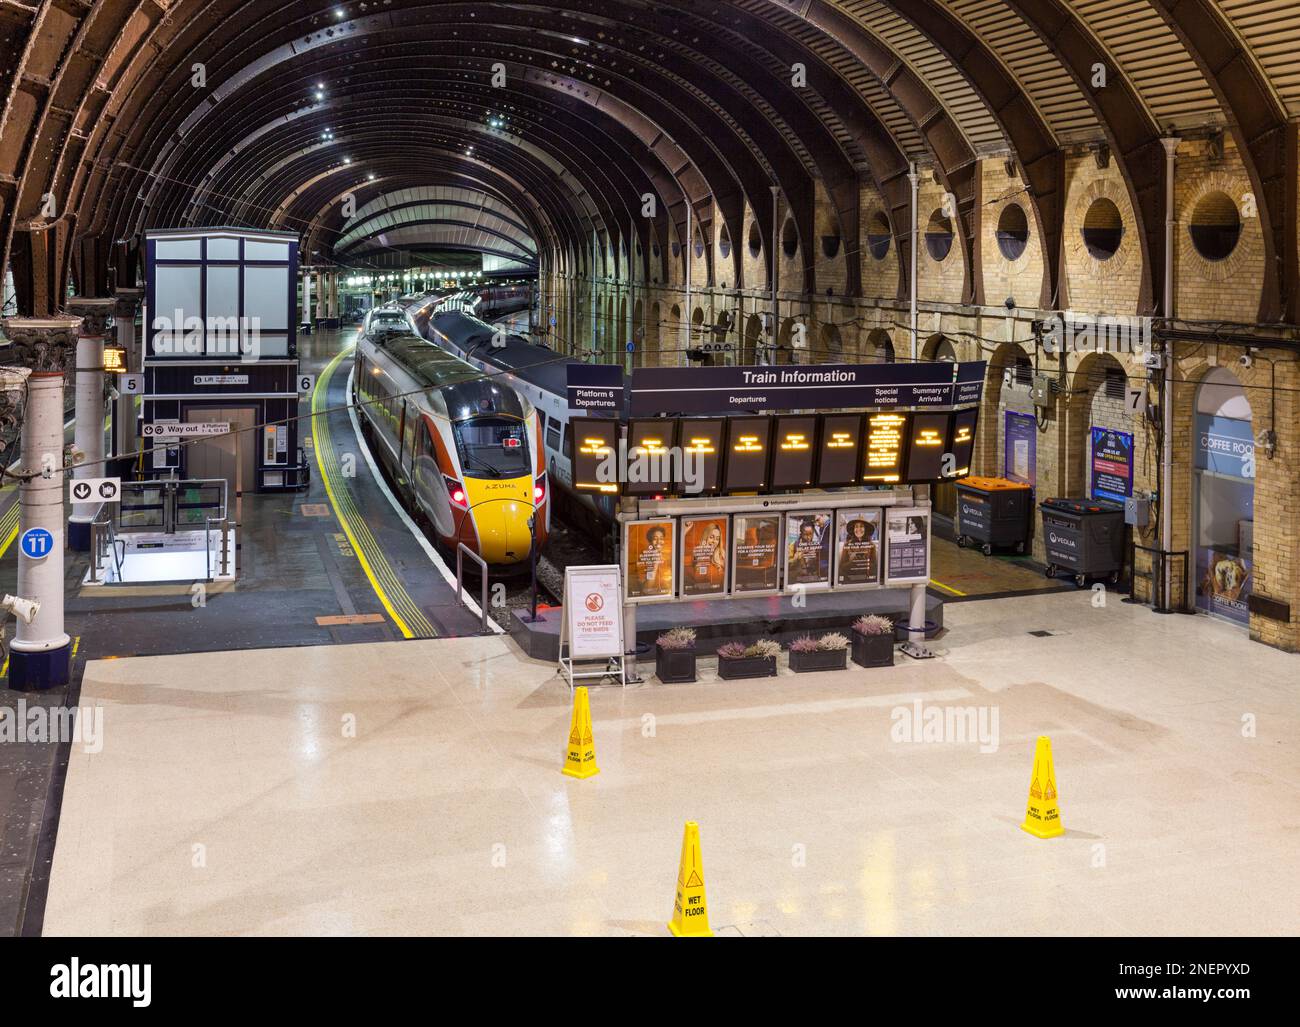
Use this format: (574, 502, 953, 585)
(1089, 426, 1134, 504)
(731, 513, 781, 595)
(834, 509, 882, 588)
(1004, 411, 1037, 486)
(623, 519, 676, 602)
(1196, 548, 1251, 625)
(783, 511, 832, 592)
(884, 510, 930, 584)
(679, 515, 729, 598)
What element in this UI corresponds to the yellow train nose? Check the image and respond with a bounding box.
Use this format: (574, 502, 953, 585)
(463, 477, 534, 565)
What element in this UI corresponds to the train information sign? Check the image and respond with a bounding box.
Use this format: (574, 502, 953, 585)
(770, 415, 818, 490)
(817, 413, 863, 488)
(863, 413, 907, 483)
(723, 416, 772, 493)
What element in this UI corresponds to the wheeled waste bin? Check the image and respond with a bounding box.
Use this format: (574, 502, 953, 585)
(955, 476, 1032, 555)
(1038, 497, 1126, 587)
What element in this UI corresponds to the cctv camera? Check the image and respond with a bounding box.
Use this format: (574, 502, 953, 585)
(2, 594, 40, 625)
(1239, 353, 1253, 369)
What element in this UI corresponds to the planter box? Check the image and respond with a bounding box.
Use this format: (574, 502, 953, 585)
(717, 654, 777, 680)
(788, 648, 848, 673)
(655, 645, 697, 684)
(851, 631, 895, 668)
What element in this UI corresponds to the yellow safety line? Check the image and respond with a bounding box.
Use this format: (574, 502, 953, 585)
(929, 578, 967, 597)
(0, 503, 19, 559)
(311, 346, 436, 639)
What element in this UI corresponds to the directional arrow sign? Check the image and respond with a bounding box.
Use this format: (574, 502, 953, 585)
(70, 477, 121, 503)
(142, 422, 229, 438)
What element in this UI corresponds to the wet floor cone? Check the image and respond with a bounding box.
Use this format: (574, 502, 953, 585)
(1020, 735, 1064, 838)
(667, 821, 713, 937)
(561, 686, 599, 779)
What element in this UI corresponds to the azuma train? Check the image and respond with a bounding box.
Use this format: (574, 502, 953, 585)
(352, 306, 549, 568)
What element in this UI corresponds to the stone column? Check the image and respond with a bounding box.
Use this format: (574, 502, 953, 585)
(0, 316, 80, 690)
(113, 289, 143, 461)
(65, 298, 116, 551)
(315, 271, 327, 323)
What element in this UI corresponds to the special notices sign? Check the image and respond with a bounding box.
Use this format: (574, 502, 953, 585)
(564, 566, 624, 659)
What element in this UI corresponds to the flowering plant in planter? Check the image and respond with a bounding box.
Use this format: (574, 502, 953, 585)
(851, 615, 895, 668)
(717, 638, 779, 680)
(655, 626, 697, 683)
(788, 632, 850, 673)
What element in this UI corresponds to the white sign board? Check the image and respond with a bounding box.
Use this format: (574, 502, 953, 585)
(297, 373, 315, 394)
(70, 477, 121, 503)
(120, 373, 144, 395)
(564, 565, 624, 659)
(1125, 386, 1147, 417)
(142, 421, 230, 439)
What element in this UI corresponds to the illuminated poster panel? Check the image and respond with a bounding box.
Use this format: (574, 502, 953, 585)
(884, 509, 931, 585)
(723, 416, 772, 493)
(863, 412, 908, 483)
(770, 415, 818, 490)
(678, 418, 725, 496)
(817, 413, 863, 487)
(571, 417, 620, 494)
(833, 508, 882, 588)
(679, 515, 729, 598)
(623, 519, 676, 602)
(904, 412, 952, 483)
(783, 511, 833, 592)
(731, 513, 781, 595)
(625, 418, 678, 497)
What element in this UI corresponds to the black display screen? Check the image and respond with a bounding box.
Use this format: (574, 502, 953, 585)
(905, 412, 952, 483)
(817, 413, 862, 487)
(624, 418, 678, 496)
(723, 416, 772, 492)
(571, 417, 621, 494)
(863, 412, 908, 483)
(947, 408, 978, 479)
(678, 418, 724, 496)
(770, 415, 818, 490)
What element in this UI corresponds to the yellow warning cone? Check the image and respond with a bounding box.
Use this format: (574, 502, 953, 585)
(561, 686, 599, 779)
(667, 821, 713, 937)
(1021, 735, 1064, 838)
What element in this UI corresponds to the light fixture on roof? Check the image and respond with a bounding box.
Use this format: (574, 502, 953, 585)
(343, 156, 352, 164)
(368, 173, 376, 181)
(334, 7, 345, 18)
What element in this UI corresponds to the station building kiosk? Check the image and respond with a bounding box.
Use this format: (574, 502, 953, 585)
(142, 228, 308, 496)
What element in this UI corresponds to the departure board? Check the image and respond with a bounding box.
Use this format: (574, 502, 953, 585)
(625, 418, 678, 496)
(678, 418, 725, 496)
(863, 412, 908, 483)
(571, 417, 621, 494)
(905, 412, 952, 483)
(947, 407, 978, 479)
(817, 413, 863, 487)
(724, 416, 772, 492)
(770, 415, 818, 489)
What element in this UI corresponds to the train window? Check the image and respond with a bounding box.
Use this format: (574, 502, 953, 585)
(545, 415, 562, 453)
(452, 416, 531, 479)
(562, 424, 573, 459)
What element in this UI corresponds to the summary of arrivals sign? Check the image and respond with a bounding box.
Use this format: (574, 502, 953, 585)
(629, 361, 986, 416)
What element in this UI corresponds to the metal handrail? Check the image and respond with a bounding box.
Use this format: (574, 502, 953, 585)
(455, 542, 491, 634)
(205, 515, 230, 579)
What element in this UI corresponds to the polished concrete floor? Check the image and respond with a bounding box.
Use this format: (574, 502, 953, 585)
(43, 590, 1299, 936)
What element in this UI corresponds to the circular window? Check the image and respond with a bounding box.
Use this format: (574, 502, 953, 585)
(821, 233, 841, 259)
(1081, 197, 1124, 260)
(781, 217, 799, 258)
(718, 224, 732, 259)
(747, 222, 761, 259)
(925, 209, 954, 261)
(1190, 191, 1241, 261)
(996, 203, 1029, 261)
(866, 211, 891, 260)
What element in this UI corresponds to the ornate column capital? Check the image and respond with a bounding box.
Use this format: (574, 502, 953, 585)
(66, 297, 118, 338)
(114, 288, 143, 321)
(0, 316, 83, 373)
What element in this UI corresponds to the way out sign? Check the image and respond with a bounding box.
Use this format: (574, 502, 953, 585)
(19, 527, 54, 559)
(142, 422, 229, 439)
(70, 477, 121, 503)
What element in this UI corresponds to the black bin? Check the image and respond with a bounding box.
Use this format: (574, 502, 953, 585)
(1039, 497, 1126, 587)
(955, 476, 1032, 555)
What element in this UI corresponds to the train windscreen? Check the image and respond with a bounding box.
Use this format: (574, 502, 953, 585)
(452, 416, 531, 479)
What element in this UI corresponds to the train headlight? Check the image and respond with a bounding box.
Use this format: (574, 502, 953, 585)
(445, 476, 468, 508)
(533, 474, 547, 505)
